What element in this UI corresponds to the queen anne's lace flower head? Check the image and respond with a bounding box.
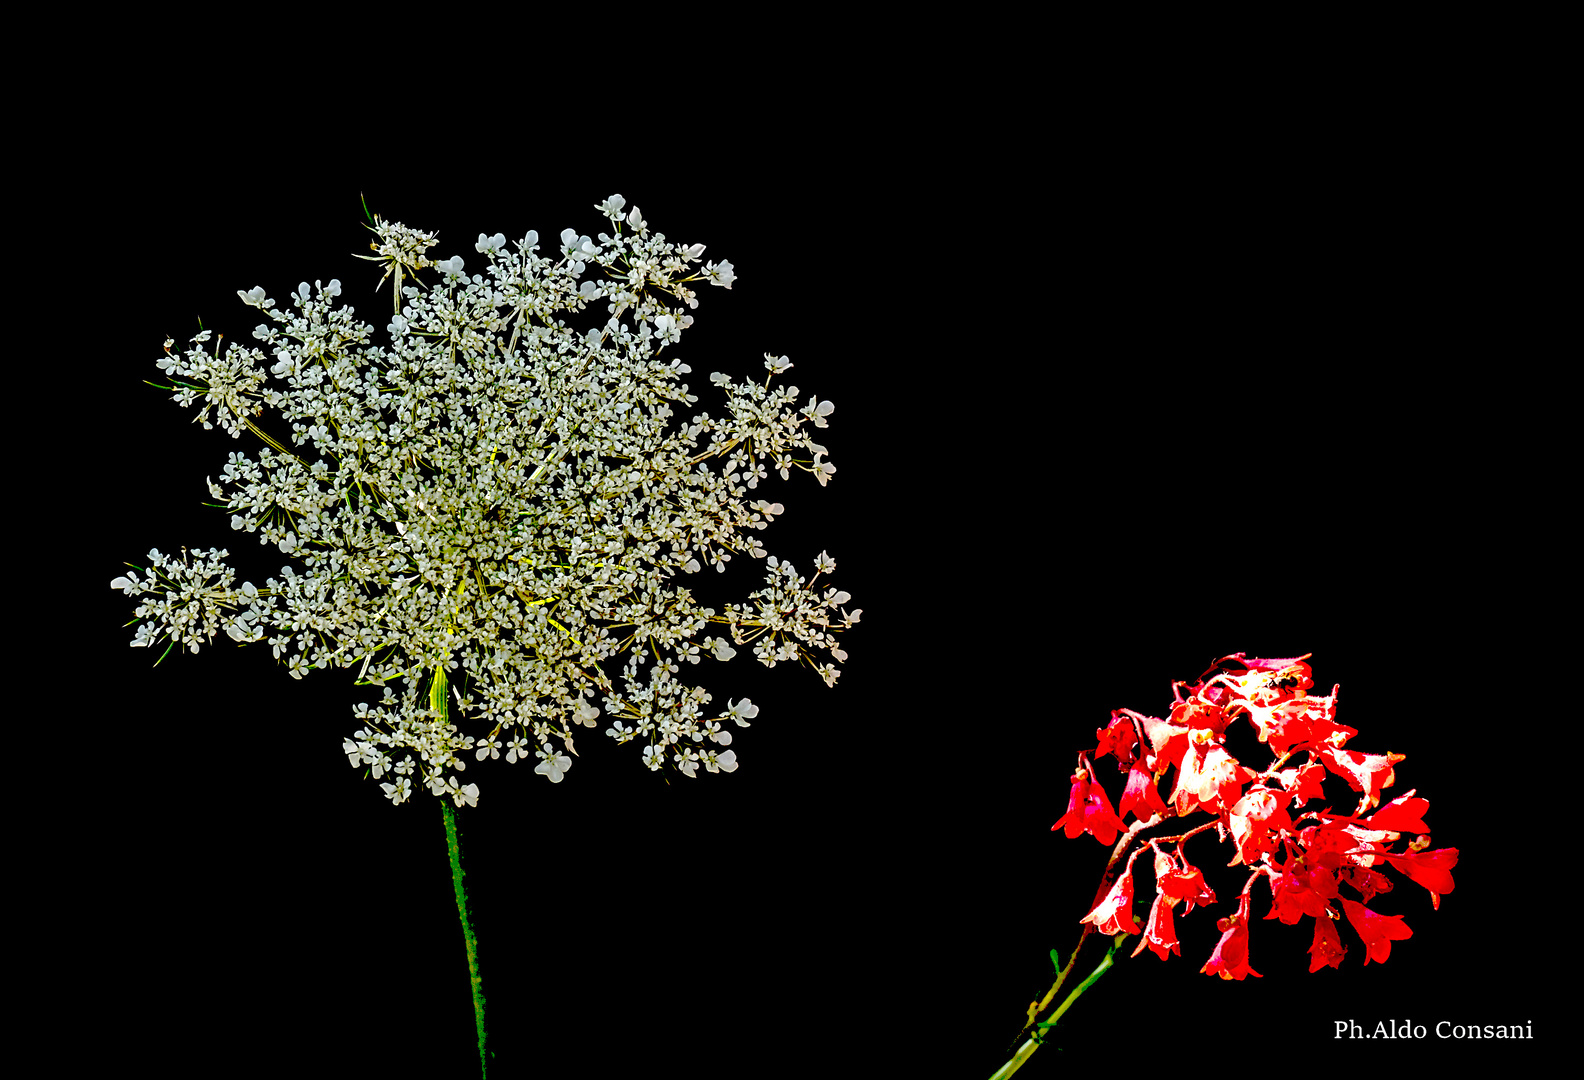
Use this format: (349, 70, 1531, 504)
(114, 197, 857, 805)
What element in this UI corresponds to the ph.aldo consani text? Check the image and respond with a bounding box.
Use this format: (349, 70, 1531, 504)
(1335, 1020, 1534, 1040)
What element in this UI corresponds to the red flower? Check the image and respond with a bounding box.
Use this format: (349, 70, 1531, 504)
(1201, 891, 1261, 980)
(1227, 787, 1295, 867)
(1264, 847, 1338, 925)
(1170, 696, 1230, 736)
(1363, 791, 1432, 834)
(1052, 765, 1128, 845)
(1050, 654, 1456, 983)
(1339, 864, 1395, 904)
(1295, 822, 1353, 872)
(1308, 915, 1347, 971)
(1320, 746, 1406, 811)
(1118, 761, 1168, 821)
(1243, 689, 1354, 756)
(1136, 711, 1189, 775)
(1135, 893, 1180, 961)
(1170, 735, 1253, 816)
(1276, 761, 1329, 807)
(1341, 898, 1413, 964)
(1081, 870, 1139, 936)
(1372, 847, 1459, 909)
(1156, 859, 1217, 914)
(1094, 712, 1139, 768)
(1052, 772, 1089, 839)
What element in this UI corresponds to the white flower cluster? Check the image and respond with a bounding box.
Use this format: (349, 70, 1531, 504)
(113, 196, 858, 805)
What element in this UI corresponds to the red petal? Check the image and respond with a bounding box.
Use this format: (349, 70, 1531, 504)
(1365, 791, 1431, 833)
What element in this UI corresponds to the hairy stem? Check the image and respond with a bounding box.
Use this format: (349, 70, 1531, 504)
(444, 797, 488, 1076)
(435, 665, 488, 1076)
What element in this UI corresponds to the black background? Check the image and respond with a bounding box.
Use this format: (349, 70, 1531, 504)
(37, 29, 1562, 1078)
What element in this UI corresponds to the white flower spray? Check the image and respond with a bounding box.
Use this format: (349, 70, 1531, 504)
(111, 195, 857, 1075)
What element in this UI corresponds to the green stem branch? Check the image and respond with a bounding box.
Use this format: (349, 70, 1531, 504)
(987, 930, 1129, 1080)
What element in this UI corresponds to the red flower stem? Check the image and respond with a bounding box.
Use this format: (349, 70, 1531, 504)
(1148, 817, 1222, 848)
(988, 930, 1131, 1080)
(1254, 750, 1295, 781)
(1014, 812, 1164, 1047)
(1104, 813, 1163, 876)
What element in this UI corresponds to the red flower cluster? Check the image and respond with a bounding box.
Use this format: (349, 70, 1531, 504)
(1054, 654, 1457, 977)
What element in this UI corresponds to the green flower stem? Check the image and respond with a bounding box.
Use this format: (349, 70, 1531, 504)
(443, 797, 488, 1077)
(986, 930, 1129, 1080)
(433, 664, 488, 1077)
